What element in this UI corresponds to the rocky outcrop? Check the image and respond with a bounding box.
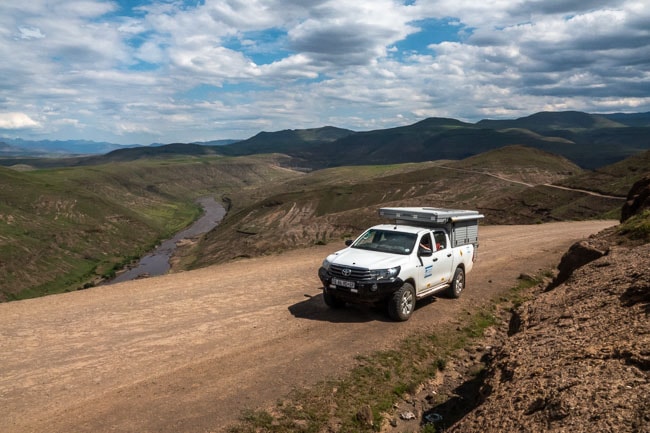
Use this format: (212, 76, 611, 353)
(546, 239, 609, 290)
(446, 176, 650, 433)
(449, 242, 650, 433)
(621, 173, 650, 222)
(538, 172, 649, 302)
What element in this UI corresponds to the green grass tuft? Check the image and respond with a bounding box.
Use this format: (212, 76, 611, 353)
(226, 305, 500, 433)
(618, 209, 650, 241)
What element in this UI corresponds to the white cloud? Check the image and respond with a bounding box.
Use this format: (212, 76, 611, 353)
(0, 112, 41, 129)
(53, 118, 80, 126)
(313, 1, 417, 66)
(57, 0, 116, 18)
(201, 0, 285, 29)
(17, 26, 45, 40)
(0, 0, 648, 144)
(258, 54, 320, 79)
(135, 40, 167, 64)
(115, 121, 156, 135)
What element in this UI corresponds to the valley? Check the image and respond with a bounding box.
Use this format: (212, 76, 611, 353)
(2, 112, 650, 301)
(0, 154, 300, 300)
(0, 144, 641, 300)
(108, 197, 226, 284)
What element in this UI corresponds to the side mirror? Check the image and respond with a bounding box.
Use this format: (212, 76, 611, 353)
(418, 247, 433, 257)
(345, 239, 353, 246)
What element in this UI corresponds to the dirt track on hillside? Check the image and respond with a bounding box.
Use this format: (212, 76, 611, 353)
(0, 221, 616, 433)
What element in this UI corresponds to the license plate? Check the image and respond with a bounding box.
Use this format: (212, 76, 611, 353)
(331, 278, 355, 289)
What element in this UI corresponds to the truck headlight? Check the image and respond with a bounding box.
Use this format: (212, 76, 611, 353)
(369, 266, 400, 281)
(321, 259, 332, 271)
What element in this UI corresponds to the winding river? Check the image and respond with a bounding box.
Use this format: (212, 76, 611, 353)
(108, 197, 226, 284)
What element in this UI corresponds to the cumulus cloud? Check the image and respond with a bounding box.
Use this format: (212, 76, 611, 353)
(286, 0, 416, 66)
(0, 0, 648, 144)
(0, 112, 41, 129)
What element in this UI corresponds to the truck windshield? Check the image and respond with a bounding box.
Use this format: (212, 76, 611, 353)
(351, 229, 417, 255)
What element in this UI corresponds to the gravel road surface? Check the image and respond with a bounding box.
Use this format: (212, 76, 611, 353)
(0, 221, 616, 433)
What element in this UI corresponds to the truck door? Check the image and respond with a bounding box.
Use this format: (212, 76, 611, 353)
(417, 231, 452, 290)
(435, 230, 455, 281)
(418, 231, 454, 290)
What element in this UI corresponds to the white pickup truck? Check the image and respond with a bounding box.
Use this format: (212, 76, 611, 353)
(318, 207, 484, 321)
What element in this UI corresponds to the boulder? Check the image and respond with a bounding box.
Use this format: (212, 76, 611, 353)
(621, 173, 650, 222)
(547, 240, 608, 290)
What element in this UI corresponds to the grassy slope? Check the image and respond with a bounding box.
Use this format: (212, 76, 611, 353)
(188, 145, 630, 269)
(214, 112, 650, 170)
(556, 149, 650, 196)
(453, 146, 629, 222)
(0, 154, 301, 300)
(450, 144, 581, 182)
(4, 144, 648, 301)
(4, 112, 648, 172)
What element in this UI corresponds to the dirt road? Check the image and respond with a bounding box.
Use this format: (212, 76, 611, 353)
(0, 221, 616, 433)
(439, 165, 627, 200)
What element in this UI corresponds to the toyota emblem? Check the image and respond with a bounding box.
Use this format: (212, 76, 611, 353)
(342, 268, 352, 277)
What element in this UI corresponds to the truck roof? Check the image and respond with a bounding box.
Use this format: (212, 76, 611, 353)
(369, 224, 438, 234)
(379, 207, 484, 224)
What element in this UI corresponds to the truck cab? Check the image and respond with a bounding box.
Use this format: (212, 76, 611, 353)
(318, 207, 483, 321)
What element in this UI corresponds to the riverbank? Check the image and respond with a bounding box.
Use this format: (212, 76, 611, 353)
(108, 197, 226, 284)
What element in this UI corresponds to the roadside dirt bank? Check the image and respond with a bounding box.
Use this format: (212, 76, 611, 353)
(0, 220, 616, 433)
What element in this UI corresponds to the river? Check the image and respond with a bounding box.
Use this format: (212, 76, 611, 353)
(108, 197, 226, 284)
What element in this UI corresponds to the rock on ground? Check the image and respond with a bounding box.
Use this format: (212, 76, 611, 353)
(621, 174, 650, 222)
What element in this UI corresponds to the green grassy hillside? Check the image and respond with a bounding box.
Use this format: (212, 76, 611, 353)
(476, 111, 625, 131)
(186, 145, 628, 269)
(217, 126, 354, 157)
(555, 150, 650, 197)
(4, 144, 647, 301)
(0, 154, 301, 300)
(4, 111, 648, 171)
(215, 111, 650, 169)
(602, 112, 650, 127)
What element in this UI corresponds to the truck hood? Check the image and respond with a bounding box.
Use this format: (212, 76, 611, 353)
(326, 247, 407, 269)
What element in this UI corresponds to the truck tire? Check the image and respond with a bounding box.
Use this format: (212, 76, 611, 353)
(323, 290, 345, 308)
(388, 283, 416, 321)
(448, 267, 465, 298)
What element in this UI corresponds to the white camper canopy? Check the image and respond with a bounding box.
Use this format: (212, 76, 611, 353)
(379, 207, 484, 224)
(378, 207, 484, 248)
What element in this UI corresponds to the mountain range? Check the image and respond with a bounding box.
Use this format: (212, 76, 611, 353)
(2, 111, 650, 170)
(0, 137, 238, 158)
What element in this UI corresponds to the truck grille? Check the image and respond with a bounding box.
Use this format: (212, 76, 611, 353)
(329, 264, 371, 280)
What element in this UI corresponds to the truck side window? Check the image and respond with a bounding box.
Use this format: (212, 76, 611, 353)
(419, 233, 433, 252)
(434, 231, 446, 250)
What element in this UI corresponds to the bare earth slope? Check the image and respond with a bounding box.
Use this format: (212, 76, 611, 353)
(0, 221, 615, 433)
(448, 232, 650, 433)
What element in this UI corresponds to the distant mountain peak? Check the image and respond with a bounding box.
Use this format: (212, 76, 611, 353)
(478, 111, 625, 130)
(412, 117, 473, 128)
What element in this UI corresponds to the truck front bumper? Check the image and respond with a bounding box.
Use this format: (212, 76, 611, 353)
(318, 267, 404, 304)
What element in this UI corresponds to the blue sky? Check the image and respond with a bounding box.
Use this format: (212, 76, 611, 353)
(1, 0, 649, 145)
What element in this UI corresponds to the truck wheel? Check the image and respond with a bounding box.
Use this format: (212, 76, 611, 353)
(448, 267, 465, 298)
(388, 283, 416, 321)
(323, 290, 345, 308)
